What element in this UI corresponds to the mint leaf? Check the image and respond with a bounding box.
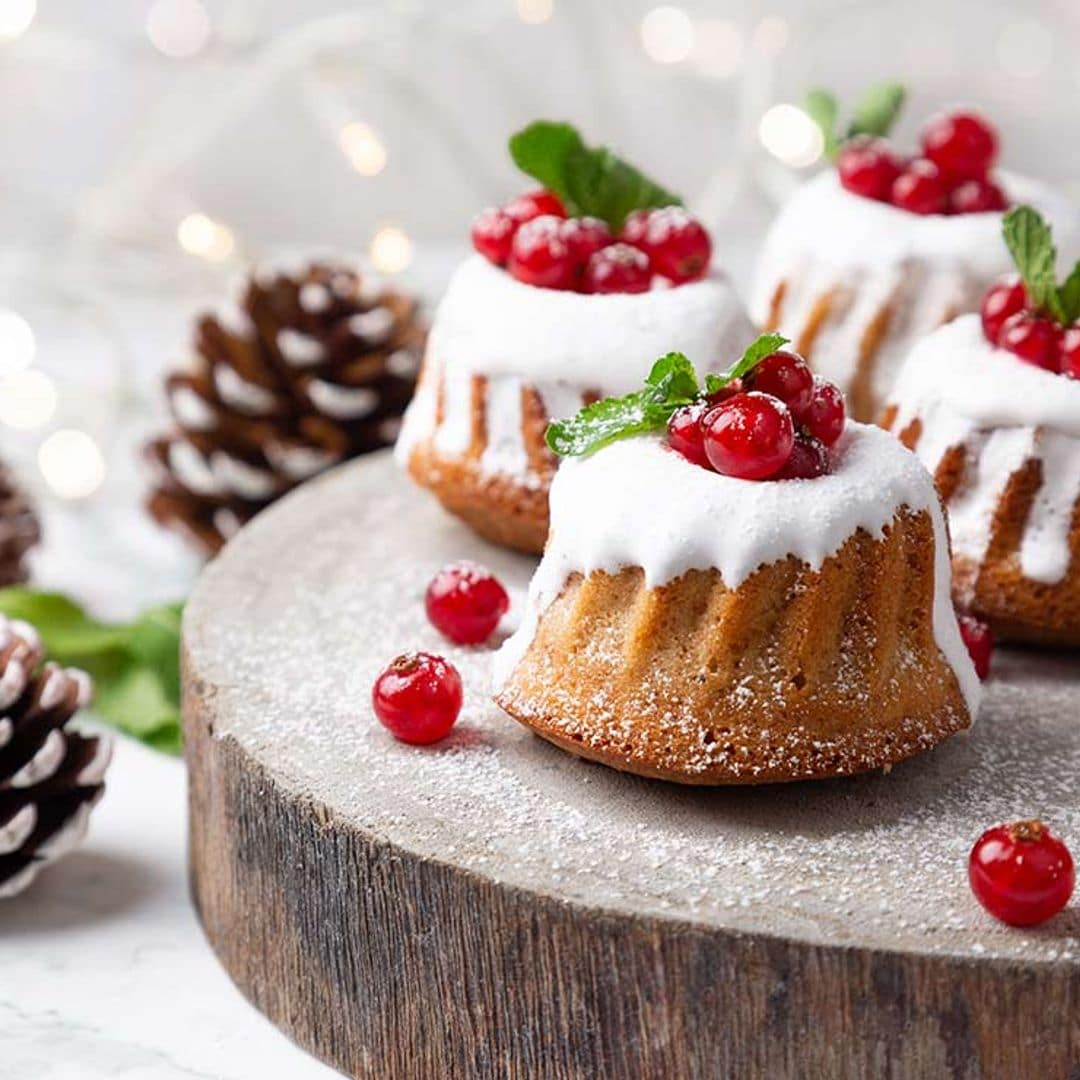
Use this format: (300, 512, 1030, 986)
(848, 83, 906, 140)
(0, 587, 183, 756)
(705, 333, 789, 394)
(1058, 263, 1080, 325)
(1003, 206, 1064, 320)
(546, 352, 698, 457)
(804, 89, 839, 160)
(509, 120, 682, 231)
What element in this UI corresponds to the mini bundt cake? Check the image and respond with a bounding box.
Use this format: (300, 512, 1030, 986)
(751, 95, 1077, 422)
(883, 207, 1080, 645)
(494, 343, 980, 785)
(396, 120, 754, 554)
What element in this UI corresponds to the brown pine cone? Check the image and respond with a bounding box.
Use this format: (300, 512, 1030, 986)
(0, 615, 111, 898)
(0, 463, 40, 586)
(145, 258, 426, 555)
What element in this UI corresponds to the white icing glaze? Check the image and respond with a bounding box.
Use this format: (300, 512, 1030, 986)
(307, 380, 379, 419)
(494, 423, 981, 718)
(276, 329, 325, 368)
(213, 365, 276, 416)
(889, 315, 1080, 586)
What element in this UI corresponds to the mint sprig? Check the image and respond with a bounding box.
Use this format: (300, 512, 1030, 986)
(545, 334, 790, 459)
(509, 121, 682, 231)
(805, 82, 906, 162)
(1003, 206, 1080, 326)
(0, 588, 183, 755)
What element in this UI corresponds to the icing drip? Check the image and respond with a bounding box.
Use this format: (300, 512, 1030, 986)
(494, 423, 981, 718)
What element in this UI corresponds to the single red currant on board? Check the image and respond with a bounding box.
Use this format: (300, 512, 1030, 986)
(560, 217, 612, 288)
(666, 403, 710, 468)
(957, 612, 993, 680)
(837, 137, 901, 201)
(584, 243, 652, 294)
(949, 178, 1008, 215)
(891, 159, 948, 215)
(775, 434, 830, 480)
(999, 312, 1061, 371)
(471, 207, 517, 266)
(622, 207, 712, 283)
(746, 351, 815, 416)
(799, 378, 846, 447)
(372, 652, 463, 746)
(508, 215, 576, 290)
(504, 188, 566, 224)
(702, 392, 794, 481)
(922, 111, 998, 182)
(980, 277, 1027, 345)
(425, 561, 510, 645)
(1061, 326, 1080, 380)
(969, 820, 1075, 927)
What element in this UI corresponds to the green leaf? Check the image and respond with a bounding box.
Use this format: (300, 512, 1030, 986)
(509, 120, 682, 231)
(643, 351, 699, 401)
(804, 89, 839, 160)
(705, 333, 790, 394)
(1003, 206, 1064, 320)
(1058, 263, 1080, 325)
(848, 82, 906, 140)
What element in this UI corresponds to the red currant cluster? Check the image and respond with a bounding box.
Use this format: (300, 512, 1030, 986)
(667, 351, 845, 481)
(838, 111, 1006, 216)
(372, 562, 510, 745)
(471, 189, 712, 293)
(981, 277, 1080, 377)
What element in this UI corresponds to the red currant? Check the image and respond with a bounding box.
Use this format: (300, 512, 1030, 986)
(999, 312, 1061, 372)
(666, 403, 710, 468)
(969, 819, 1075, 927)
(949, 178, 1008, 215)
(471, 207, 517, 266)
(372, 652, 463, 745)
(891, 159, 948, 215)
(560, 217, 612, 289)
(980, 277, 1027, 346)
(425, 561, 510, 645)
(702, 392, 794, 481)
(703, 378, 744, 408)
(922, 111, 998, 182)
(775, 435, 829, 480)
(799, 378, 846, 447)
(504, 188, 566, 224)
(508, 215, 577, 290)
(1060, 326, 1080, 380)
(621, 207, 712, 283)
(583, 243, 652, 294)
(837, 137, 901, 201)
(746, 351, 814, 416)
(957, 612, 993, 680)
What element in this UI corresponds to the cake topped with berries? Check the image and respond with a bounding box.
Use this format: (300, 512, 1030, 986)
(397, 120, 754, 554)
(883, 207, 1080, 645)
(494, 336, 980, 785)
(752, 83, 1078, 422)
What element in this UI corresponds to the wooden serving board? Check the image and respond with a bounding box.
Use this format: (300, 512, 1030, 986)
(184, 451, 1080, 1080)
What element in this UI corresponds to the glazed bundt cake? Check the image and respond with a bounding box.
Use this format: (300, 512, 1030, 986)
(882, 209, 1080, 644)
(494, 343, 980, 785)
(752, 95, 1077, 422)
(396, 120, 754, 555)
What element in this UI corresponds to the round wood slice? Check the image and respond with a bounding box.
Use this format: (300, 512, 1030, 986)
(184, 451, 1080, 1080)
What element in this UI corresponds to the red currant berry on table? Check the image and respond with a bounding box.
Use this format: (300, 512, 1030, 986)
(621, 207, 712, 283)
(957, 612, 993, 680)
(949, 178, 1008, 215)
(891, 159, 948, 215)
(799, 378, 846, 447)
(666, 403, 710, 468)
(745, 351, 814, 416)
(372, 652, 463, 746)
(471, 207, 517, 266)
(504, 188, 566, 224)
(508, 215, 577, 290)
(560, 217, 612, 287)
(837, 137, 901, 202)
(702, 392, 795, 481)
(980, 277, 1027, 345)
(999, 312, 1061, 371)
(922, 111, 998, 182)
(584, 243, 652, 294)
(969, 819, 1075, 927)
(1060, 326, 1080, 380)
(425, 561, 510, 646)
(776, 434, 830, 480)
